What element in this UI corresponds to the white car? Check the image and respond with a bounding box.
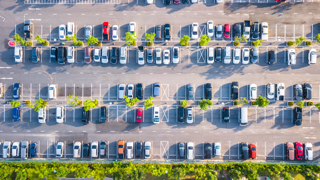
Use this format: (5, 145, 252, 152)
(172, 47, 179, 64)
(145, 0, 153, 4)
(56, 142, 64, 158)
(127, 84, 134, 99)
(277, 83, 285, 101)
(305, 142, 313, 161)
(207, 20, 214, 37)
(118, 84, 126, 99)
(3, 141, 11, 158)
(249, 84, 257, 100)
(59, 24, 66, 40)
(191, 22, 199, 39)
(101, 46, 109, 63)
(163, 50, 170, 64)
(207, 47, 214, 64)
(242, 48, 250, 64)
(91, 141, 98, 158)
(214, 142, 221, 156)
(112, 25, 119, 41)
(153, 106, 160, 124)
(93, 48, 101, 62)
(85, 25, 92, 40)
(191, 0, 198, 3)
(308, 49, 316, 65)
(287, 49, 296, 65)
(12, 142, 20, 157)
(155, 48, 162, 64)
(261, 22, 268, 41)
(67, 47, 75, 63)
(186, 107, 193, 124)
(56, 106, 64, 123)
(216, 0, 222, 2)
(73, 142, 81, 158)
(67, 22, 75, 37)
(267, 83, 275, 100)
(129, 22, 136, 34)
(145, 141, 151, 159)
(187, 142, 194, 160)
(126, 142, 133, 159)
(233, 48, 241, 64)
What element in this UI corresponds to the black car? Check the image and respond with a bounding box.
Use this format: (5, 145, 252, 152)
(204, 143, 212, 159)
(136, 83, 143, 100)
(294, 107, 302, 126)
(178, 142, 185, 158)
(50, 47, 57, 62)
(100, 106, 107, 122)
(251, 22, 259, 40)
(83, 143, 90, 157)
(164, 24, 171, 41)
(215, 47, 222, 62)
(205, 83, 212, 100)
(155, 25, 161, 39)
(178, 106, 185, 123)
(222, 107, 230, 123)
(57, 47, 66, 64)
(82, 107, 90, 124)
(110, 47, 119, 64)
(136, 141, 142, 158)
(303, 83, 312, 100)
(13, 83, 21, 100)
(32, 47, 41, 63)
(233, 23, 242, 38)
(164, 0, 171, 5)
(30, 142, 37, 158)
(241, 143, 249, 160)
(268, 50, 275, 65)
(182, 0, 189, 3)
(99, 141, 106, 158)
(231, 82, 239, 100)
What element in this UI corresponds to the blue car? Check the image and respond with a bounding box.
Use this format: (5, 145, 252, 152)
(12, 107, 20, 121)
(30, 142, 37, 158)
(13, 83, 21, 100)
(154, 83, 160, 97)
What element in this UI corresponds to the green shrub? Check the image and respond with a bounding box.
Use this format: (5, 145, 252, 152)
(234, 41, 240, 46)
(42, 40, 50, 46)
(252, 101, 257, 106)
(307, 101, 313, 106)
(306, 41, 312, 46)
(147, 42, 153, 46)
(234, 100, 240, 106)
(288, 101, 294, 106)
(287, 41, 295, 46)
(74, 40, 83, 46)
(96, 42, 102, 46)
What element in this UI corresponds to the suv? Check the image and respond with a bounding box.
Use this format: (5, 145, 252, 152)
(99, 141, 106, 158)
(294, 107, 302, 126)
(91, 141, 98, 158)
(231, 82, 239, 100)
(21, 141, 29, 159)
(205, 83, 212, 100)
(164, 24, 171, 41)
(73, 142, 81, 158)
(178, 106, 185, 123)
(12, 142, 21, 157)
(268, 50, 275, 65)
(204, 143, 212, 159)
(126, 142, 133, 159)
(3, 141, 11, 158)
(57, 47, 66, 64)
(303, 83, 312, 100)
(110, 47, 119, 64)
(241, 142, 249, 160)
(32, 47, 41, 63)
(215, 47, 222, 62)
(136, 83, 143, 100)
(83, 143, 90, 157)
(82, 107, 90, 124)
(251, 22, 259, 40)
(222, 107, 230, 123)
(100, 106, 107, 122)
(136, 141, 142, 158)
(233, 23, 242, 38)
(187, 142, 194, 160)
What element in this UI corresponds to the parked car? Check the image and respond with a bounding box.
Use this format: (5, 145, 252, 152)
(261, 22, 268, 41)
(286, 142, 294, 160)
(205, 83, 212, 100)
(67, 46, 75, 63)
(136, 83, 143, 100)
(178, 142, 185, 158)
(154, 83, 160, 97)
(224, 24, 230, 39)
(93, 48, 101, 62)
(147, 48, 153, 63)
(91, 141, 98, 158)
(99, 141, 106, 158)
(32, 47, 41, 63)
(304, 142, 313, 161)
(294, 107, 302, 126)
(216, 24, 222, 38)
(83, 143, 90, 158)
(13, 83, 21, 100)
(30, 142, 37, 158)
(178, 106, 185, 123)
(294, 84, 303, 101)
(187, 142, 194, 160)
(85, 25, 92, 40)
(233, 23, 242, 38)
(249, 144, 257, 159)
(204, 143, 212, 159)
(241, 142, 249, 160)
(164, 0, 171, 5)
(172, 47, 179, 63)
(82, 107, 90, 124)
(233, 48, 241, 64)
(295, 142, 303, 160)
(266, 83, 275, 100)
(174, 0, 180, 4)
(101, 46, 109, 63)
(163, 49, 170, 64)
(215, 47, 222, 62)
(136, 141, 142, 158)
(100, 106, 107, 123)
(56, 106, 64, 123)
(3, 141, 11, 158)
(222, 107, 230, 123)
(207, 47, 214, 64)
(155, 48, 162, 64)
(155, 25, 161, 39)
(153, 106, 160, 124)
(303, 83, 312, 100)
(110, 47, 119, 64)
(191, 22, 199, 39)
(50, 47, 57, 62)
(251, 22, 259, 40)
(118, 140, 125, 159)
(287, 49, 296, 65)
(84, 47, 92, 64)
(231, 82, 239, 100)
(118, 84, 126, 99)
(207, 20, 214, 37)
(187, 84, 194, 100)
(12, 107, 20, 121)
(56, 142, 64, 158)
(268, 50, 275, 65)
(242, 48, 250, 64)
(251, 47, 259, 64)
(127, 84, 134, 99)
(73, 142, 81, 158)
(57, 47, 66, 65)
(276, 83, 285, 101)
(214, 142, 221, 156)
(12, 142, 20, 158)
(186, 107, 193, 124)
(21, 141, 29, 159)
(249, 84, 257, 100)
(59, 24, 66, 40)
(145, 141, 151, 159)
(164, 24, 171, 41)
(126, 142, 133, 159)
(102, 22, 110, 41)
(308, 49, 316, 65)
(136, 108, 143, 123)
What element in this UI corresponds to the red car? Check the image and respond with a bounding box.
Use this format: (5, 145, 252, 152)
(136, 108, 143, 123)
(102, 22, 110, 41)
(295, 142, 303, 160)
(275, 0, 286, 2)
(249, 144, 256, 159)
(174, 0, 180, 4)
(224, 24, 230, 39)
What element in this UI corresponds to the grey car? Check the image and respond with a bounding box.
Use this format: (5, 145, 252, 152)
(178, 142, 185, 158)
(155, 25, 161, 39)
(85, 25, 92, 40)
(216, 24, 222, 38)
(147, 48, 153, 63)
(251, 47, 258, 63)
(187, 84, 194, 100)
(294, 84, 303, 101)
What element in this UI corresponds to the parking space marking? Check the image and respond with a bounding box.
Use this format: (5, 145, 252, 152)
(161, 84, 169, 101)
(160, 141, 169, 159)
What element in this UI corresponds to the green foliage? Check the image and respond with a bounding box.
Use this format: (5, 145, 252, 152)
(280, 172, 293, 180)
(307, 101, 313, 106)
(306, 41, 312, 46)
(83, 98, 99, 111)
(67, 94, 82, 107)
(10, 100, 20, 108)
(302, 168, 319, 180)
(252, 100, 257, 106)
(229, 169, 243, 180)
(124, 96, 139, 107)
(144, 97, 154, 110)
(288, 101, 294, 106)
(240, 35, 248, 43)
(25, 41, 33, 46)
(74, 40, 83, 46)
(35, 35, 45, 44)
(234, 97, 248, 105)
(97, 42, 102, 46)
(287, 41, 295, 47)
(86, 36, 100, 46)
(296, 101, 305, 108)
(234, 100, 240, 105)
(199, 99, 213, 110)
(124, 32, 137, 46)
(145, 32, 156, 44)
(14, 33, 24, 44)
(66, 35, 77, 42)
(180, 35, 190, 46)
(42, 40, 50, 46)
(252, 40, 263, 47)
(171, 168, 186, 180)
(33, 98, 49, 112)
(295, 35, 306, 46)
(180, 100, 188, 108)
(316, 33, 320, 43)
(199, 35, 211, 46)
(255, 95, 270, 108)
(234, 36, 240, 46)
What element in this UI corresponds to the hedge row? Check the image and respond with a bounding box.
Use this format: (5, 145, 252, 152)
(0, 162, 319, 180)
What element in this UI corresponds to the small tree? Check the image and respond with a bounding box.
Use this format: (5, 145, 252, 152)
(315, 33, 320, 43)
(14, 33, 24, 44)
(295, 35, 306, 46)
(288, 101, 294, 106)
(199, 99, 213, 110)
(124, 32, 137, 46)
(124, 95, 139, 107)
(252, 40, 263, 47)
(307, 101, 313, 106)
(144, 97, 154, 110)
(255, 95, 270, 108)
(66, 35, 77, 42)
(306, 41, 312, 46)
(35, 35, 45, 44)
(10, 100, 20, 108)
(86, 36, 100, 46)
(67, 95, 82, 107)
(234, 97, 248, 105)
(199, 35, 210, 46)
(180, 35, 190, 46)
(287, 41, 295, 47)
(83, 99, 99, 111)
(32, 98, 49, 112)
(234, 36, 240, 46)
(180, 100, 188, 108)
(240, 35, 248, 43)
(145, 32, 156, 46)
(296, 101, 305, 109)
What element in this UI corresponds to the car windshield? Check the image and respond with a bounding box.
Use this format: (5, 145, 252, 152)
(235, 55, 240, 60)
(137, 116, 141, 119)
(188, 87, 193, 91)
(279, 86, 284, 89)
(13, 146, 17, 149)
(75, 146, 79, 149)
(307, 147, 312, 150)
(67, 55, 72, 59)
(216, 146, 220, 149)
(192, 31, 197, 35)
(289, 147, 294, 150)
(252, 147, 256, 150)
(92, 145, 97, 149)
(233, 85, 238, 89)
(13, 113, 18, 118)
(179, 147, 184, 150)
(145, 146, 150, 150)
(85, 56, 90, 59)
(244, 56, 248, 61)
(57, 145, 62, 149)
(208, 29, 213, 33)
(60, 27, 64, 31)
(188, 146, 193, 150)
(95, 55, 99, 59)
(208, 57, 214, 60)
(113, 36, 117, 39)
(251, 87, 256, 91)
(128, 146, 132, 149)
(113, 27, 118, 30)
(128, 87, 132, 90)
(119, 87, 124, 90)
(298, 146, 303, 150)
(225, 31, 229, 35)
(206, 88, 211, 91)
(188, 117, 192, 120)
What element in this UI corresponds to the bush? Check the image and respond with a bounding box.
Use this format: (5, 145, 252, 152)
(306, 41, 312, 46)
(180, 100, 188, 108)
(307, 101, 313, 106)
(96, 42, 102, 46)
(147, 42, 153, 46)
(287, 41, 295, 46)
(234, 41, 240, 46)
(180, 35, 190, 46)
(252, 101, 257, 106)
(74, 40, 83, 46)
(234, 100, 240, 106)
(288, 101, 294, 106)
(42, 40, 50, 46)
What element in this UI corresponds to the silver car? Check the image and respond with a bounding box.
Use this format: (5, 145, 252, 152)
(216, 24, 222, 38)
(187, 84, 194, 100)
(91, 141, 98, 158)
(56, 142, 64, 158)
(145, 141, 151, 159)
(21, 141, 29, 159)
(12, 142, 20, 158)
(118, 84, 126, 99)
(85, 25, 92, 40)
(127, 84, 134, 99)
(155, 48, 162, 64)
(251, 47, 259, 64)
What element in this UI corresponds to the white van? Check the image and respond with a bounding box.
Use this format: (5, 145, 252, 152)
(224, 47, 231, 64)
(14, 46, 23, 63)
(48, 84, 57, 100)
(67, 22, 75, 36)
(101, 46, 108, 63)
(239, 107, 248, 126)
(153, 107, 160, 124)
(207, 47, 214, 64)
(119, 47, 127, 65)
(38, 107, 47, 123)
(56, 106, 64, 123)
(67, 47, 74, 63)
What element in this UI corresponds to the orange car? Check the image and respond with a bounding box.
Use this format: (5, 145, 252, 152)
(249, 144, 257, 159)
(118, 140, 125, 159)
